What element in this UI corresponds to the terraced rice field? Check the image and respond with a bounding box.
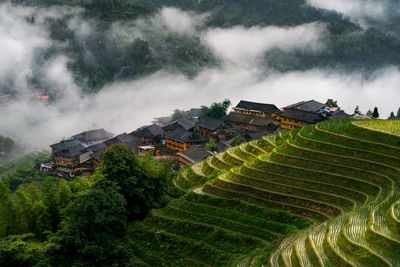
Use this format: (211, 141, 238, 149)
(129, 119, 400, 266)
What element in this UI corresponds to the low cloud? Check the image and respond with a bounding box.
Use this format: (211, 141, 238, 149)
(159, 7, 209, 34)
(305, 0, 399, 26)
(0, 4, 399, 150)
(204, 23, 326, 66)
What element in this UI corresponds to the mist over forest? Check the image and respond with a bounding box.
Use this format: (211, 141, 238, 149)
(1, 0, 400, 148)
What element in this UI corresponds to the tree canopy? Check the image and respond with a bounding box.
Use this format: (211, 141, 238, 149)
(372, 107, 380, 118)
(201, 99, 231, 119)
(95, 144, 169, 219)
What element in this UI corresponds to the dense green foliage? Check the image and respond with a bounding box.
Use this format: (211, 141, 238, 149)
(46, 185, 128, 266)
(231, 134, 246, 147)
(0, 144, 174, 266)
(200, 99, 231, 119)
(94, 144, 171, 219)
(0, 135, 16, 154)
(0, 151, 53, 192)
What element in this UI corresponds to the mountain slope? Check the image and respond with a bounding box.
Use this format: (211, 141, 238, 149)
(127, 119, 400, 266)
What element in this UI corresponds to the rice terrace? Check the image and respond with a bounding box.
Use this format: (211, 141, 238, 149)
(129, 119, 400, 266)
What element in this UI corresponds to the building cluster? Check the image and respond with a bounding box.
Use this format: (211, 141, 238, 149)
(49, 99, 351, 176)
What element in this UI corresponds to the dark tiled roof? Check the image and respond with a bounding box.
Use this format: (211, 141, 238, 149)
(226, 112, 275, 126)
(132, 124, 164, 138)
(86, 143, 106, 153)
(163, 118, 195, 132)
(85, 143, 106, 161)
(103, 133, 139, 150)
(166, 129, 207, 144)
(178, 146, 212, 163)
(284, 100, 326, 113)
(50, 139, 84, 153)
(53, 144, 86, 157)
(243, 131, 265, 141)
(235, 100, 280, 113)
(280, 108, 326, 123)
(196, 117, 224, 131)
(73, 128, 114, 142)
(328, 111, 352, 120)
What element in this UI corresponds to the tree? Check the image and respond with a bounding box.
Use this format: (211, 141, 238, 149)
(372, 107, 379, 118)
(366, 109, 373, 117)
(13, 190, 34, 234)
(95, 144, 167, 219)
(389, 112, 396, 119)
(325, 99, 338, 107)
(201, 99, 231, 119)
(206, 139, 218, 152)
(231, 135, 246, 147)
(41, 177, 59, 232)
(0, 182, 13, 237)
(354, 105, 362, 115)
(47, 186, 128, 266)
(397, 108, 400, 119)
(56, 180, 72, 210)
(171, 109, 189, 121)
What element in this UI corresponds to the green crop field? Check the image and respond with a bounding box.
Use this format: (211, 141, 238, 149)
(354, 120, 400, 137)
(128, 119, 400, 266)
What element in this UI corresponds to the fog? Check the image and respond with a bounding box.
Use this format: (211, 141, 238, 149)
(0, 3, 399, 149)
(306, 0, 399, 27)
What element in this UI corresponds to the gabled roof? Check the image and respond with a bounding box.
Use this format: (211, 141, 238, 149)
(196, 117, 224, 131)
(328, 111, 352, 120)
(131, 124, 164, 138)
(234, 100, 280, 113)
(72, 128, 114, 143)
(243, 131, 265, 141)
(53, 144, 86, 158)
(103, 133, 139, 150)
(85, 143, 106, 161)
(283, 100, 326, 113)
(86, 143, 106, 153)
(178, 146, 212, 163)
(165, 129, 207, 144)
(51, 139, 84, 153)
(280, 108, 326, 123)
(226, 112, 275, 127)
(163, 118, 195, 132)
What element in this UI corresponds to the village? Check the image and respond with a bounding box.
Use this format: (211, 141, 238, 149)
(45, 99, 352, 177)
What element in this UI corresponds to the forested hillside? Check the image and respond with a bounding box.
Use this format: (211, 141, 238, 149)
(1, 119, 399, 266)
(7, 0, 400, 93)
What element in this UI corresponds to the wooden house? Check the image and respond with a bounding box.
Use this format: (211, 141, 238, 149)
(282, 100, 326, 113)
(279, 108, 326, 130)
(103, 133, 141, 153)
(131, 124, 164, 145)
(162, 118, 195, 133)
(53, 143, 86, 169)
(0, 95, 9, 105)
(196, 117, 225, 141)
(72, 128, 114, 145)
(226, 112, 275, 132)
(177, 146, 212, 167)
(165, 129, 207, 152)
(232, 100, 280, 119)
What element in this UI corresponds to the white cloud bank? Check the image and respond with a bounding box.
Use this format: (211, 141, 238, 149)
(159, 7, 209, 34)
(204, 23, 326, 66)
(305, 0, 399, 26)
(0, 5, 399, 149)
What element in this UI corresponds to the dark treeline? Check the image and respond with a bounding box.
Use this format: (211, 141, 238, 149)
(0, 145, 175, 266)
